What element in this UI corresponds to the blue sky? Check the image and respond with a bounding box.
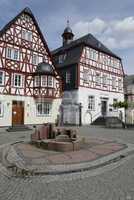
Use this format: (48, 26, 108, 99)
(0, 0, 134, 74)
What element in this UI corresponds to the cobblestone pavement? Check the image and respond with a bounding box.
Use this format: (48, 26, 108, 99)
(0, 127, 134, 199)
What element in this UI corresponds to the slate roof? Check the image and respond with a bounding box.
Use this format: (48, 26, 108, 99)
(124, 75, 134, 86)
(52, 33, 121, 68)
(35, 62, 55, 75)
(0, 7, 51, 59)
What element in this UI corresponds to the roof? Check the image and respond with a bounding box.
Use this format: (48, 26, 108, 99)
(0, 7, 51, 59)
(124, 75, 134, 86)
(52, 33, 121, 68)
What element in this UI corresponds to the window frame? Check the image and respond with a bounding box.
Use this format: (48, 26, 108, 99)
(36, 102, 52, 116)
(0, 101, 4, 117)
(32, 53, 39, 65)
(13, 73, 23, 88)
(34, 76, 40, 87)
(66, 71, 71, 84)
(22, 29, 32, 41)
(41, 75, 47, 87)
(6, 47, 12, 59)
(88, 96, 95, 111)
(102, 74, 107, 86)
(112, 76, 116, 89)
(13, 49, 19, 61)
(0, 71, 4, 85)
(48, 76, 53, 87)
(96, 73, 101, 85)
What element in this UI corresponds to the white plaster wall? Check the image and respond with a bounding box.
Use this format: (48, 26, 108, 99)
(0, 94, 61, 127)
(78, 87, 124, 125)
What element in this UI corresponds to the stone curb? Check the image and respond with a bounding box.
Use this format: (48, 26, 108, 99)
(32, 143, 134, 175)
(4, 141, 134, 176)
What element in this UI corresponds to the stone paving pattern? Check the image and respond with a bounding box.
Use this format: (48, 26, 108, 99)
(0, 126, 134, 199)
(15, 139, 126, 164)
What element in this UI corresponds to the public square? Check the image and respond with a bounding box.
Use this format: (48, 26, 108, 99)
(0, 126, 134, 200)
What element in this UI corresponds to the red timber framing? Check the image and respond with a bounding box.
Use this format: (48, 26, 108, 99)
(0, 7, 62, 99)
(78, 46, 124, 94)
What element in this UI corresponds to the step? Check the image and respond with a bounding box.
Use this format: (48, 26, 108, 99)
(6, 125, 32, 132)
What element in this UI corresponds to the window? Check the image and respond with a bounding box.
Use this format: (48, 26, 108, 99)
(83, 69, 89, 83)
(14, 49, 19, 60)
(22, 29, 32, 41)
(0, 102, 3, 117)
(34, 76, 40, 87)
(102, 75, 107, 85)
(48, 76, 53, 87)
(118, 79, 122, 90)
(0, 71, 4, 85)
(112, 77, 116, 88)
(96, 73, 101, 85)
(32, 54, 38, 65)
(6, 48, 20, 61)
(88, 96, 95, 110)
(36, 102, 52, 116)
(22, 29, 26, 40)
(41, 76, 47, 87)
(6, 47, 12, 59)
(14, 74, 23, 88)
(113, 98, 118, 111)
(27, 31, 32, 41)
(89, 49, 98, 61)
(59, 54, 66, 64)
(66, 71, 71, 84)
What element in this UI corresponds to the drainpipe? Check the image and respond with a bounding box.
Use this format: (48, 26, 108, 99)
(79, 103, 82, 126)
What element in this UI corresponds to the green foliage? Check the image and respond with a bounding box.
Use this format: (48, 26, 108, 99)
(113, 101, 128, 109)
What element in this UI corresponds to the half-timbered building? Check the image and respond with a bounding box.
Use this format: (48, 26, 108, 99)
(0, 8, 62, 127)
(52, 22, 124, 125)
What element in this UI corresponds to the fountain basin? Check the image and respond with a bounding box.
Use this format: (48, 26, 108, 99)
(41, 138, 80, 152)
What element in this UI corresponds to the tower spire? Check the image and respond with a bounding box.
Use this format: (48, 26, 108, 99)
(62, 20, 74, 46)
(67, 19, 69, 27)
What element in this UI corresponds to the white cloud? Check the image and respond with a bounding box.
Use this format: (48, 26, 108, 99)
(72, 16, 134, 50)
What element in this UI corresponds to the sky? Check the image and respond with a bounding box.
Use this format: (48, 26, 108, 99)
(0, 0, 134, 74)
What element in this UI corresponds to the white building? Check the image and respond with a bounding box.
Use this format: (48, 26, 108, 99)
(52, 22, 124, 125)
(0, 8, 62, 127)
(125, 75, 134, 125)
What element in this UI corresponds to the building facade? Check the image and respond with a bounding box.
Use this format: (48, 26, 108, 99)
(125, 75, 134, 124)
(0, 8, 62, 127)
(52, 23, 124, 125)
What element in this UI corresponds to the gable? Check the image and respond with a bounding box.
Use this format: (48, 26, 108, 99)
(0, 8, 51, 60)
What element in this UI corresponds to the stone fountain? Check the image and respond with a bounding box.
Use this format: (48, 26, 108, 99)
(31, 124, 80, 152)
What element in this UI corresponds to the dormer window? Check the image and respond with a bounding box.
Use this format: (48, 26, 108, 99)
(59, 54, 66, 64)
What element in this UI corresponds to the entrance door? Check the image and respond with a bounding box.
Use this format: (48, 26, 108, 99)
(12, 101, 24, 125)
(101, 101, 107, 116)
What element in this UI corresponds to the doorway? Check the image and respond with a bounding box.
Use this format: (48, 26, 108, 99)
(12, 101, 24, 125)
(101, 100, 107, 116)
